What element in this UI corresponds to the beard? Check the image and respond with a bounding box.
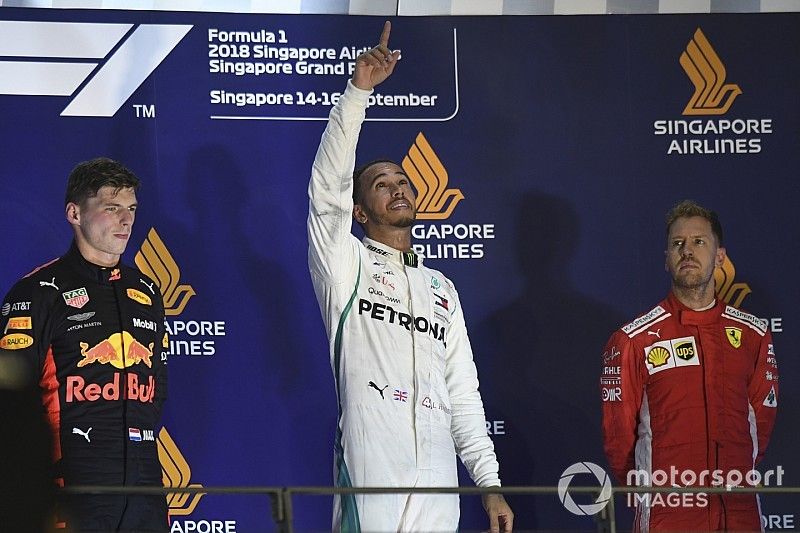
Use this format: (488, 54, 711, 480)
(369, 207, 416, 228)
(393, 214, 416, 228)
(671, 266, 714, 291)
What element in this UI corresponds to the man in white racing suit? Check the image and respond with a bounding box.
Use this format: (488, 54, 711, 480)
(307, 22, 513, 533)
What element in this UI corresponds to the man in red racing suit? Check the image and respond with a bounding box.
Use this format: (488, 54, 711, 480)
(0, 158, 168, 532)
(601, 200, 777, 532)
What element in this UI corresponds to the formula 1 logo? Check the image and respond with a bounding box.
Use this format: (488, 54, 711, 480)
(0, 21, 192, 117)
(680, 28, 742, 116)
(402, 132, 464, 220)
(157, 427, 205, 516)
(135, 228, 196, 316)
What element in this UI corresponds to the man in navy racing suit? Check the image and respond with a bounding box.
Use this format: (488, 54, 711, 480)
(0, 158, 168, 532)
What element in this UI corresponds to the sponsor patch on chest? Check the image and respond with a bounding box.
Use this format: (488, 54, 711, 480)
(644, 336, 699, 375)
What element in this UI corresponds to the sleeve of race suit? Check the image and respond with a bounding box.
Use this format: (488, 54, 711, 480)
(307, 80, 372, 284)
(445, 283, 501, 487)
(601, 329, 644, 485)
(0, 277, 53, 392)
(749, 329, 778, 465)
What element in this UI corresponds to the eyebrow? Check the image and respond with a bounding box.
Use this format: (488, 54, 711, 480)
(369, 170, 408, 185)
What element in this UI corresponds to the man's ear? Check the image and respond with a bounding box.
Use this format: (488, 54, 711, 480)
(353, 204, 368, 224)
(715, 246, 727, 268)
(65, 202, 80, 226)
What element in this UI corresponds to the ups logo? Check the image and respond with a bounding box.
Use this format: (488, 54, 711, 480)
(674, 341, 695, 360)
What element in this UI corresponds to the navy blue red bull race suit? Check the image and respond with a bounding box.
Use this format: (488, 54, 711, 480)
(0, 243, 168, 532)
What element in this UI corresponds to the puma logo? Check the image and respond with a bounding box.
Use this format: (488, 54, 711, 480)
(140, 279, 156, 295)
(647, 329, 661, 339)
(39, 277, 59, 290)
(72, 427, 92, 443)
(368, 381, 388, 399)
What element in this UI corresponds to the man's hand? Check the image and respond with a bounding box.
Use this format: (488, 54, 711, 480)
(352, 20, 401, 91)
(482, 492, 514, 533)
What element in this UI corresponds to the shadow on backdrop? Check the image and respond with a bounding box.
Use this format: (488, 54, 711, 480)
(472, 192, 628, 531)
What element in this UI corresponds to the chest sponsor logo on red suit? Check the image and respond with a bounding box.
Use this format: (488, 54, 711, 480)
(67, 331, 156, 403)
(644, 336, 699, 375)
(725, 326, 742, 348)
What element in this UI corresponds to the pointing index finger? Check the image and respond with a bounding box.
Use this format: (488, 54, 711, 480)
(379, 20, 391, 47)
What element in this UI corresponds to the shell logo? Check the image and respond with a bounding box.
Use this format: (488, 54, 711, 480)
(647, 346, 671, 368)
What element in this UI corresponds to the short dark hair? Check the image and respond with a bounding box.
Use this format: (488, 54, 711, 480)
(665, 199, 724, 246)
(65, 157, 140, 206)
(352, 159, 397, 204)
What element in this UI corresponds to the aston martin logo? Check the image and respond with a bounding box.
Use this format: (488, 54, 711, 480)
(714, 255, 751, 307)
(402, 132, 464, 220)
(135, 228, 196, 316)
(680, 28, 742, 115)
(157, 427, 205, 516)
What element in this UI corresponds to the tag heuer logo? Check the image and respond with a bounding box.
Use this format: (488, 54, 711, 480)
(63, 288, 89, 309)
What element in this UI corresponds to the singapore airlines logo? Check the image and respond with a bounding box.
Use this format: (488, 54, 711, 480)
(402, 132, 464, 220)
(680, 28, 742, 115)
(157, 427, 205, 516)
(0, 20, 191, 117)
(714, 255, 751, 307)
(135, 228, 196, 316)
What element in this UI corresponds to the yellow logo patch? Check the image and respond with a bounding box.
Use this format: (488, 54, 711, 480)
(5, 316, 32, 332)
(0, 333, 33, 350)
(127, 288, 152, 306)
(726, 327, 742, 349)
(647, 346, 671, 368)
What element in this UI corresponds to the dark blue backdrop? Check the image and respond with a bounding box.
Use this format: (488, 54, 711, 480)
(0, 9, 797, 532)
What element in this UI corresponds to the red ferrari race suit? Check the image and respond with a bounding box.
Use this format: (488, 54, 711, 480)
(601, 292, 778, 532)
(0, 243, 168, 532)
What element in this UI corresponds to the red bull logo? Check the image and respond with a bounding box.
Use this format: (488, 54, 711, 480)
(66, 373, 156, 403)
(78, 331, 153, 369)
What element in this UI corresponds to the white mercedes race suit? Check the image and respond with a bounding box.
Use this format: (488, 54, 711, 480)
(308, 81, 500, 532)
